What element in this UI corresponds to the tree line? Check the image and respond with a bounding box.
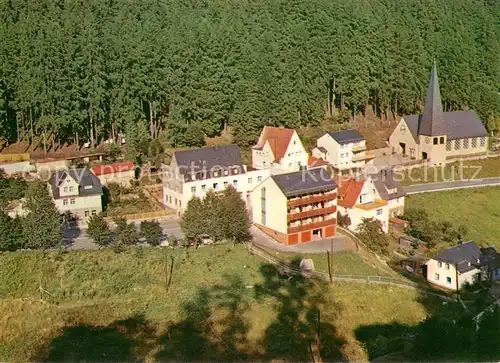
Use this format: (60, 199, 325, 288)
(0, 0, 498, 150)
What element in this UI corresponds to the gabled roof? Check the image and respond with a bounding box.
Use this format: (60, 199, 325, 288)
(173, 145, 243, 175)
(91, 161, 135, 176)
(433, 241, 487, 273)
(271, 168, 337, 197)
(308, 155, 329, 168)
(253, 126, 296, 162)
(419, 61, 447, 136)
(49, 168, 103, 199)
(370, 170, 406, 201)
(402, 112, 487, 141)
(335, 176, 364, 208)
(326, 129, 364, 144)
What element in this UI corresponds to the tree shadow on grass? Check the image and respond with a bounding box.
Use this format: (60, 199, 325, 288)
(33, 313, 157, 362)
(32, 263, 347, 361)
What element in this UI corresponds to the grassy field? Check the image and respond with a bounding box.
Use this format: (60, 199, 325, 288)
(400, 157, 500, 186)
(406, 187, 500, 247)
(0, 245, 443, 362)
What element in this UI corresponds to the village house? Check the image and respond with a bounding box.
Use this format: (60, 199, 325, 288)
(252, 126, 309, 172)
(389, 61, 488, 165)
(90, 161, 136, 186)
(425, 241, 488, 290)
(250, 168, 338, 245)
(335, 170, 405, 233)
(48, 168, 103, 221)
(162, 145, 270, 214)
(313, 129, 374, 170)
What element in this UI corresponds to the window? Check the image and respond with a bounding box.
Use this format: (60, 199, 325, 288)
(224, 170, 229, 176)
(454, 140, 460, 150)
(70, 186, 74, 192)
(179, 201, 182, 208)
(293, 140, 296, 145)
(288, 163, 292, 168)
(472, 138, 477, 148)
(63, 199, 68, 206)
(70, 198, 75, 205)
(340, 153, 344, 158)
(376, 208, 383, 215)
(85, 211, 89, 217)
(91, 210, 96, 215)
(64, 187, 68, 192)
(463, 139, 469, 149)
(446, 277, 452, 284)
(224, 181, 228, 188)
(435, 273, 440, 281)
(340, 144, 345, 149)
(446, 263, 450, 270)
(261, 187, 266, 225)
(191, 186, 196, 193)
(288, 153, 291, 157)
(233, 180, 238, 187)
(201, 184, 206, 191)
(213, 183, 218, 189)
(233, 167, 239, 175)
(175, 198, 177, 206)
(248, 177, 253, 184)
(257, 176, 262, 182)
(446, 140, 452, 151)
(169, 196, 172, 203)
(438, 261, 442, 268)
(439, 137, 445, 144)
(480, 137, 486, 147)
(433, 137, 438, 145)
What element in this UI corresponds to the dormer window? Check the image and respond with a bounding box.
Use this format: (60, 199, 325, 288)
(224, 170, 229, 176)
(84, 185, 92, 190)
(233, 167, 239, 175)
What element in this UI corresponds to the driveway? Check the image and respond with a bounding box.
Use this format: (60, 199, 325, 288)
(250, 226, 355, 254)
(404, 177, 500, 194)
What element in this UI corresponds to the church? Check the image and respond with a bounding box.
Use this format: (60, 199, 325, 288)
(389, 62, 488, 165)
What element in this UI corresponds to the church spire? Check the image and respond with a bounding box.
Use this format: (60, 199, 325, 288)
(419, 60, 447, 136)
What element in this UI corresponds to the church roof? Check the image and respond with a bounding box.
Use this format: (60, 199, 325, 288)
(401, 61, 487, 141)
(419, 61, 446, 136)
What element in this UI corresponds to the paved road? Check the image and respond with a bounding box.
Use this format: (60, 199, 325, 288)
(62, 218, 183, 250)
(63, 217, 348, 253)
(404, 177, 500, 195)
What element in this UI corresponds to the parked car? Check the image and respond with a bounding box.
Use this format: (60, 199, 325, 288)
(199, 234, 214, 245)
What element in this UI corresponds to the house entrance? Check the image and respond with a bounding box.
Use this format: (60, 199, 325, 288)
(422, 152, 428, 160)
(312, 229, 322, 239)
(399, 142, 406, 155)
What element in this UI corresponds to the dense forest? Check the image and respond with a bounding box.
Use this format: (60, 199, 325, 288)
(0, 0, 499, 150)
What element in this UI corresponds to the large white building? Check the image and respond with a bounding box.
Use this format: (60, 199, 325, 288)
(48, 168, 103, 221)
(252, 126, 308, 173)
(313, 130, 374, 170)
(163, 145, 270, 214)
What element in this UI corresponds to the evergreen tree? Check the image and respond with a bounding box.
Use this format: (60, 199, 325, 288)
(0, 211, 24, 251)
(180, 196, 206, 241)
(22, 181, 61, 250)
(87, 214, 111, 247)
(114, 217, 139, 246)
(140, 220, 163, 246)
(220, 186, 251, 243)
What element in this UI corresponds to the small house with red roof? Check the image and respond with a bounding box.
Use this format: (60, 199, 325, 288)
(90, 161, 136, 186)
(252, 126, 308, 172)
(336, 175, 391, 233)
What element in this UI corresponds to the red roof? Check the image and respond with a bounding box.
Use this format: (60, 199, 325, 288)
(308, 155, 329, 167)
(254, 126, 295, 162)
(91, 161, 135, 176)
(335, 176, 364, 208)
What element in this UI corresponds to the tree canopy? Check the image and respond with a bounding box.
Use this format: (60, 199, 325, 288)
(0, 0, 499, 149)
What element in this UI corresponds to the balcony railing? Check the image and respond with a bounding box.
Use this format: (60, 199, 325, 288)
(287, 205, 337, 222)
(287, 192, 337, 207)
(351, 145, 366, 153)
(351, 152, 375, 162)
(287, 218, 336, 234)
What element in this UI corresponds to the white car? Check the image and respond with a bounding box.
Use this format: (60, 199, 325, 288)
(199, 235, 214, 245)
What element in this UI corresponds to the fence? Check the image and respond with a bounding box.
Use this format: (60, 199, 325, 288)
(245, 242, 457, 301)
(104, 209, 176, 222)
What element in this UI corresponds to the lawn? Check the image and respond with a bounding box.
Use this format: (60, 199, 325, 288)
(0, 245, 446, 362)
(400, 157, 500, 186)
(405, 187, 500, 247)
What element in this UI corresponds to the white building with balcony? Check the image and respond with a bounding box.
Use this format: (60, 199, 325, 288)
(162, 145, 271, 214)
(313, 130, 374, 170)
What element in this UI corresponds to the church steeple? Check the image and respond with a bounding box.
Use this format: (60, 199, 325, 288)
(419, 60, 447, 136)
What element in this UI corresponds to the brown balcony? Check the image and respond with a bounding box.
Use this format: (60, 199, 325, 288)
(351, 145, 366, 153)
(287, 218, 337, 234)
(287, 192, 337, 208)
(287, 205, 337, 222)
(352, 152, 375, 162)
